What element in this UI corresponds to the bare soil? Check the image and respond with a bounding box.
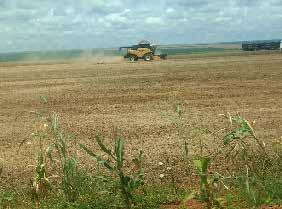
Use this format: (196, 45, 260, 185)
(162, 200, 205, 209)
(0, 53, 282, 185)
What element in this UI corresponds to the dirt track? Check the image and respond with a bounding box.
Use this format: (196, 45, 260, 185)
(1, 53, 282, 184)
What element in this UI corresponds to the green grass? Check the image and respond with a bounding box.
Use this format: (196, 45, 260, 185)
(0, 177, 184, 209)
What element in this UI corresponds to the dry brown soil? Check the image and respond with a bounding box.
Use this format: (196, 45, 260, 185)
(0, 53, 282, 186)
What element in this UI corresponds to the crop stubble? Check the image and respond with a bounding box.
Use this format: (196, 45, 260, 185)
(0, 53, 282, 184)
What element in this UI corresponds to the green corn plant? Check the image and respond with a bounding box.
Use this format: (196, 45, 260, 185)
(19, 119, 51, 202)
(193, 157, 224, 209)
(31, 152, 51, 202)
(222, 113, 279, 207)
(223, 114, 261, 147)
(222, 114, 271, 175)
(18, 97, 81, 203)
(80, 136, 144, 209)
(46, 112, 80, 202)
(194, 157, 210, 201)
(174, 104, 188, 160)
(223, 114, 257, 205)
(244, 166, 257, 206)
(173, 104, 193, 178)
(165, 104, 188, 159)
(16, 96, 52, 202)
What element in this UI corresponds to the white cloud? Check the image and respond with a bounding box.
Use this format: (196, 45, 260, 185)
(0, 0, 282, 52)
(105, 13, 127, 23)
(145, 17, 164, 25)
(166, 8, 175, 13)
(214, 16, 232, 23)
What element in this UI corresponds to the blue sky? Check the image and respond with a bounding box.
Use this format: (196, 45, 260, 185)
(1, 0, 282, 52)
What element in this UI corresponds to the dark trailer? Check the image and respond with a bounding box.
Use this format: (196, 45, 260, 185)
(242, 40, 281, 51)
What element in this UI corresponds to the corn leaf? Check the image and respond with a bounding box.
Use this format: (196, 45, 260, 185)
(115, 138, 124, 169)
(95, 136, 113, 157)
(184, 141, 189, 160)
(80, 144, 114, 170)
(193, 157, 210, 174)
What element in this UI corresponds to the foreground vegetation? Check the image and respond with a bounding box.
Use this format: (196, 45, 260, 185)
(0, 100, 281, 209)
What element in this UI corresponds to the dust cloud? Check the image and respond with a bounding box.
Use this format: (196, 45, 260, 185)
(75, 49, 124, 64)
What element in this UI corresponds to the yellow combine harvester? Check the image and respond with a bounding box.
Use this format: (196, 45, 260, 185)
(119, 40, 167, 61)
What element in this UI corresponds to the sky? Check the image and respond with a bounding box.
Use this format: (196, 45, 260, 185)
(1, 0, 282, 53)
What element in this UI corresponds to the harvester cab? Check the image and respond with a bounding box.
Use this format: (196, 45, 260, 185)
(119, 40, 167, 61)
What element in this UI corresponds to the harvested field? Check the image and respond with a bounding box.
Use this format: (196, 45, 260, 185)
(0, 53, 282, 186)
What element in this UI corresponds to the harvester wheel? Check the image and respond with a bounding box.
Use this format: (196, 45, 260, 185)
(144, 54, 153, 61)
(129, 56, 137, 62)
